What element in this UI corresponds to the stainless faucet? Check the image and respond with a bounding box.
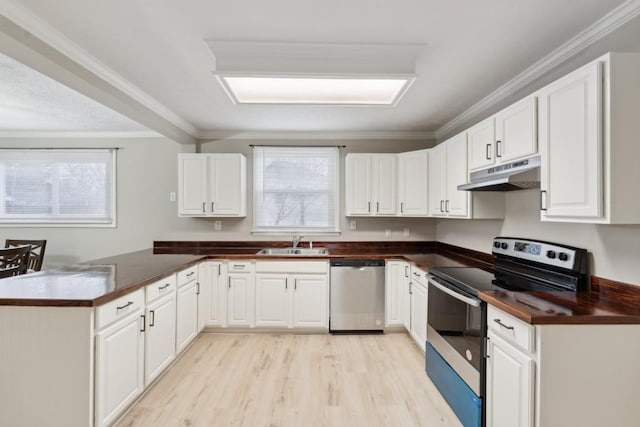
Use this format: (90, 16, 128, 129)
(292, 235, 304, 248)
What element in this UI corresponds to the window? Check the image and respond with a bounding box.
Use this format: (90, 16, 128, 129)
(0, 149, 116, 226)
(253, 146, 339, 233)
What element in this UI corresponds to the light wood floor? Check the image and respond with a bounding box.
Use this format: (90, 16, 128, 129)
(117, 333, 463, 427)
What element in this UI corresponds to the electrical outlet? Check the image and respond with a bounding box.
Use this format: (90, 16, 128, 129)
(385, 229, 391, 238)
(214, 221, 222, 231)
(403, 227, 410, 237)
(349, 220, 357, 230)
(169, 192, 176, 202)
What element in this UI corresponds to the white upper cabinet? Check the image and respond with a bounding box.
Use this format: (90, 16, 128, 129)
(468, 96, 537, 172)
(539, 53, 640, 223)
(467, 117, 496, 171)
(345, 154, 397, 216)
(178, 153, 247, 217)
(397, 149, 429, 216)
(428, 133, 469, 217)
(495, 96, 537, 163)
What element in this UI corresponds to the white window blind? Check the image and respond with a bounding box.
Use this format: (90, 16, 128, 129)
(253, 146, 339, 233)
(0, 149, 116, 225)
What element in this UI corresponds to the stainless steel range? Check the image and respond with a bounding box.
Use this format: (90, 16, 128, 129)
(426, 237, 589, 427)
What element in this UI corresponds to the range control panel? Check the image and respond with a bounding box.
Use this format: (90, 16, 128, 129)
(492, 237, 579, 270)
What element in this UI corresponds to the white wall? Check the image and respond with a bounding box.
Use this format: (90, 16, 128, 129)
(0, 136, 437, 266)
(160, 138, 437, 243)
(436, 190, 640, 285)
(0, 136, 190, 266)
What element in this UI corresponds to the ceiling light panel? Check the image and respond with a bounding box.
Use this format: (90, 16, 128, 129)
(219, 76, 413, 105)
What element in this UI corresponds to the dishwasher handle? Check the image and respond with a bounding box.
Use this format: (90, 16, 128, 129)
(330, 259, 385, 268)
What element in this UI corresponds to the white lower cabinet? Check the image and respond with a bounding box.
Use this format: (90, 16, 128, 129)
(486, 331, 534, 427)
(201, 261, 227, 327)
(254, 261, 329, 329)
(144, 276, 177, 386)
(385, 260, 409, 327)
(227, 264, 255, 327)
(176, 268, 199, 354)
(409, 278, 427, 352)
(95, 291, 145, 427)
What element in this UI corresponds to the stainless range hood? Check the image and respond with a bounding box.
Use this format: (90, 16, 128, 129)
(457, 155, 540, 191)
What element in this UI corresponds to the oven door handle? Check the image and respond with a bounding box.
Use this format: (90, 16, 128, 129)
(427, 277, 481, 308)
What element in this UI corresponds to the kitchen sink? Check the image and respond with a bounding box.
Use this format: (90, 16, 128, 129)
(256, 247, 329, 256)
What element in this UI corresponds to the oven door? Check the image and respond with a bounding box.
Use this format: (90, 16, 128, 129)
(426, 275, 486, 396)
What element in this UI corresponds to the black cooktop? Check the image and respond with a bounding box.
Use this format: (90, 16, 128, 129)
(429, 266, 573, 297)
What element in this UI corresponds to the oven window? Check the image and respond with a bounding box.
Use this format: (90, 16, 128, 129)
(427, 284, 483, 371)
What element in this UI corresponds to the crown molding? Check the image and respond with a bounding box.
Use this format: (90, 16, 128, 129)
(0, 1, 199, 138)
(0, 130, 163, 139)
(197, 130, 435, 141)
(435, 0, 640, 140)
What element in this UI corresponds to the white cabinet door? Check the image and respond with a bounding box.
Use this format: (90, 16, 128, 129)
(176, 281, 198, 354)
(204, 262, 227, 327)
(495, 96, 537, 163)
(373, 154, 397, 215)
(292, 274, 328, 328)
(95, 311, 145, 427)
(445, 133, 470, 217)
(402, 265, 411, 331)
(385, 261, 404, 326)
(227, 274, 254, 327)
(345, 154, 372, 215)
(398, 150, 429, 216)
(178, 154, 207, 215)
(486, 331, 534, 427)
(539, 61, 603, 220)
(145, 293, 176, 386)
(467, 117, 495, 171)
(428, 143, 447, 217)
(209, 154, 246, 216)
(196, 263, 208, 333)
(409, 282, 427, 352)
(255, 274, 289, 327)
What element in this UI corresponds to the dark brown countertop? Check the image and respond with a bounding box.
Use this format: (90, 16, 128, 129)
(0, 250, 205, 307)
(480, 289, 640, 325)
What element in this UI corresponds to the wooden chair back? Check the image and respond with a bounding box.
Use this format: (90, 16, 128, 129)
(5, 239, 47, 271)
(0, 245, 31, 279)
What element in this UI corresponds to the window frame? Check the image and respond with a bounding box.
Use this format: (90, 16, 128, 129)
(252, 146, 340, 235)
(0, 148, 117, 228)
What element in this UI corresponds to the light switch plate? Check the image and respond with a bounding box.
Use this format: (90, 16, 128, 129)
(403, 227, 410, 237)
(214, 221, 222, 231)
(385, 229, 391, 237)
(169, 192, 176, 202)
(349, 220, 357, 230)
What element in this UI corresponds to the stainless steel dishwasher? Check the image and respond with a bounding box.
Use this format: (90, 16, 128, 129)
(329, 259, 385, 332)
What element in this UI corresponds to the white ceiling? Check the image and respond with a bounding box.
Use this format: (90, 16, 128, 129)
(0, 0, 634, 139)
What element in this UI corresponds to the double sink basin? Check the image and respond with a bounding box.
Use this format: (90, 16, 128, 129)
(256, 247, 329, 256)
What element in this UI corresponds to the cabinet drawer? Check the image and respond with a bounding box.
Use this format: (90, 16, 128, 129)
(255, 261, 328, 274)
(146, 274, 177, 304)
(177, 265, 198, 287)
(96, 289, 145, 330)
(487, 305, 534, 353)
(227, 261, 254, 274)
(411, 265, 428, 287)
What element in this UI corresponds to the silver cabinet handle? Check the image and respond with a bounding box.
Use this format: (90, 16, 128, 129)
(486, 143, 492, 160)
(218, 264, 221, 276)
(186, 271, 195, 277)
(540, 190, 547, 211)
(445, 200, 450, 213)
(409, 283, 412, 295)
(149, 310, 155, 327)
(376, 201, 380, 213)
(159, 283, 171, 290)
(211, 202, 215, 212)
(285, 279, 288, 290)
(496, 140, 502, 158)
(228, 277, 231, 289)
(140, 314, 146, 332)
(440, 200, 444, 212)
(294, 279, 298, 290)
(400, 202, 404, 213)
(413, 272, 420, 277)
(368, 202, 371, 213)
(493, 318, 515, 330)
(404, 265, 409, 278)
(202, 202, 206, 213)
(196, 282, 200, 295)
(117, 301, 133, 311)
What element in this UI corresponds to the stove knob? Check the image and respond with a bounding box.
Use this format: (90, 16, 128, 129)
(546, 250, 556, 259)
(500, 242, 508, 250)
(493, 242, 501, 249)
(559, 252, 569, 261)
